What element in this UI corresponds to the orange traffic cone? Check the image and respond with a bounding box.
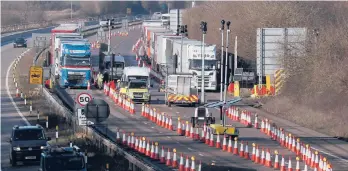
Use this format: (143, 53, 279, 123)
(134, 137, 139, 151)
(184, 156, 190, 171)
(209, 133, 214, 147)
(288, 157, 293, 171)
(154, 142, 159, 160)
(251, 143, 256, 161)
(205, 130, 210, 145)
(185, 121, 190, 137)
(239, 141, 244, 158)
(198, 160, 202, 171)
(244, 142, 250, 160)
(166, 148, 172, 166)
(295, 157, 300, 171)
(116, 130, 121, 143)
(177, 118, 182, 135)
(172, 149, 178, 168)
(131, 134, 135, 148)
(191, 157, 196, 171)
(310, 152, 315, 168)
(314, 151, 319, 169)
(150, 142, 155, 159)
(274, 150, 279, 169)
(160, 146, 165, 163)
(87, 82, 90, 90)
(127, 134, 131, 147)
(168, 117, 173, 131)
(138, 139, 142, 153)
(227, 136, 233, 153)
(190, 125, 194, 139)
(233, 138, 238, 155)
(179, 153, 184, 171)
(195, 128, 200, 140)
(216, 134, 221, 149)
(122, 132, 127, 145)
(255, 145, 260, 164)
(142, 138, 146, 154)
(280, 155, 286, 171)
(260, 147, 265, 165)
(265, 148, 272, 167)
(200, 129, 206, 142)
(222, 136, 227, 151)
(146, 140, 150, 156)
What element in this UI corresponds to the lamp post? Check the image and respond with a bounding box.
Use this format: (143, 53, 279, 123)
(224, 21, 231, 104)
(219, 20, 225, 102)
(200, 21, 207, 104)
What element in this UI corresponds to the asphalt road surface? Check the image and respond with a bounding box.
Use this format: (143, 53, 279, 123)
(1, 38, 39, 170)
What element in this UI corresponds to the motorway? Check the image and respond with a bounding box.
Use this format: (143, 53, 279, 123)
(1, 36, 38, 170)
(74, 28, 294, 170)
(2, 25, 348, 171)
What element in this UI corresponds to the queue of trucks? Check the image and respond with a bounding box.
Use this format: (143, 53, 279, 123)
(138, 10, 219, 106)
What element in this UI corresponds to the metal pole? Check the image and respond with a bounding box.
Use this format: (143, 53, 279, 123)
(107, 20, 111, 54)
(224, 21, 231, 103)
(234, 36, 238, 73)
(220, 20, 225, 102)
(201, 34, 205, 104)
(180, 28, 184, 73)
(70, 1, 72, 20)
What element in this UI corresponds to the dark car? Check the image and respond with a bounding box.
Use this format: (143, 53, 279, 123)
(9, 125, 51, 166)
(13, 37, 27, 48)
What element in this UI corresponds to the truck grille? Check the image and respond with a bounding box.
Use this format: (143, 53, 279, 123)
(133, 92, 143, 98)
(197, 76, 210, 87)
(67, 75, 84, 84)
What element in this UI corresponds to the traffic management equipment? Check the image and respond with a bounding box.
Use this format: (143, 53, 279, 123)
(166, 148, 172, 166)
(239, 141, 244, 157)
(244, 142, 250, 160)
(160, 146, 165, 164)
(274, 150, 279, 169)
(288, 157, 293, 171)
(179, 153, 184, 171)
(191, 157, 196, 171)
(172, 149, 178, 168)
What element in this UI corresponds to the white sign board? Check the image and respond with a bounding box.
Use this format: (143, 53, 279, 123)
(76, 93, 92, 106)
(77, 108, 87, 126)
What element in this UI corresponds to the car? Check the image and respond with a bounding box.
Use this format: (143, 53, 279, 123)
(13, 37, 27, 48)
(9, 125, 51, 166)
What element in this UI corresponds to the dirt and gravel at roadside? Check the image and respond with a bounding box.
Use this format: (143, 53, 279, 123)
(11, 48, 130, 171)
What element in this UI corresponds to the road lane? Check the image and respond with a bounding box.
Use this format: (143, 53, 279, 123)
(1, 41, 38, 170)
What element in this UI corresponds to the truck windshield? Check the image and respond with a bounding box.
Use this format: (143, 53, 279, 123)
(13, 129, 45, 141)
(45, 156, 85, 170)
(63, 56, 90, 67)
(129, 82, 147, 89)
(105, 62, 124, 69)
(189, 59, 217, 70)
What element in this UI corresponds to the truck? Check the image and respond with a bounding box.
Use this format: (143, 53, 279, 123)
(118, 67, 151, 103)
(172, 39, 218, 91)
(165, 74, 199, 107)
(103, 54, 125, 81)
(58, 42, 91, 88)
(39, 146, 86, 171)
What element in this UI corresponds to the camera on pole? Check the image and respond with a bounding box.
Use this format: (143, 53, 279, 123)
(200, 21, 207, 34)
(221, 20, 225, 30)
(226, 21, 231, 30)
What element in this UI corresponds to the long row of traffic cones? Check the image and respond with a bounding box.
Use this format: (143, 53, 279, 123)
(103, 83, 136, 115)
(141, 104, 174, 131)
(115, 129, 202, 171)
(225, 105, 335, 170)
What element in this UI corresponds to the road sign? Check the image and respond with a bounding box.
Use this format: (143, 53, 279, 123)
(127, 8, 131, 15)
(29, 66, 43, 84)
(76, 92, 92, 106)
(77, 108, 87, 126)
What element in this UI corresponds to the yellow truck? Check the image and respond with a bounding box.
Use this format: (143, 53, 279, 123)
(118, 66, 152, 103)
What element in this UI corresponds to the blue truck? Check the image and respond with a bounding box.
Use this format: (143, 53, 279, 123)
(58, 42, 91, 88)
(39, 146, 86, 171)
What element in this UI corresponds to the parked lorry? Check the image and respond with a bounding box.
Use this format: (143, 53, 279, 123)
(172, 39, 218, 91)
(103, 54, 125, 81)
(164, 74, 199, 107)
(58, 42, 91, 88)
(118, 67, 151, 103)
(40, 146, 86, 171)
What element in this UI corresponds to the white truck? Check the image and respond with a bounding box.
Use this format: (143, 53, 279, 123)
(165, 74, 199, 107)
(172, 39, 218, 91)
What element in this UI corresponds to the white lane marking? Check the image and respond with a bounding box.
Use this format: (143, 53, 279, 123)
(167, 136, 171, 139)
(188, 148, 194, 151)
(199, 153, 204, 156)
(5, 53, 30, 126)
(311, 147, 348, 163)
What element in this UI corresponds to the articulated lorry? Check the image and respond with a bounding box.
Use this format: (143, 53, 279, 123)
(103, 54, 125, 81)
(58, 42, 91, 88)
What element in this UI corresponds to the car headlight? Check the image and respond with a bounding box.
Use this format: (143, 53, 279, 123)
(144, 92, 149, 97)
(40, 146, 47, 150)
(13, 147, 21, 151)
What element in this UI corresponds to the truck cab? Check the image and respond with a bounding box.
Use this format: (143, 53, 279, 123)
(39, 146, 86, 171)
(120, 80, 151, 103)
(191, 107, 215, 128)
(119, 67, 151, 103)
(103, 54, 125, 80)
